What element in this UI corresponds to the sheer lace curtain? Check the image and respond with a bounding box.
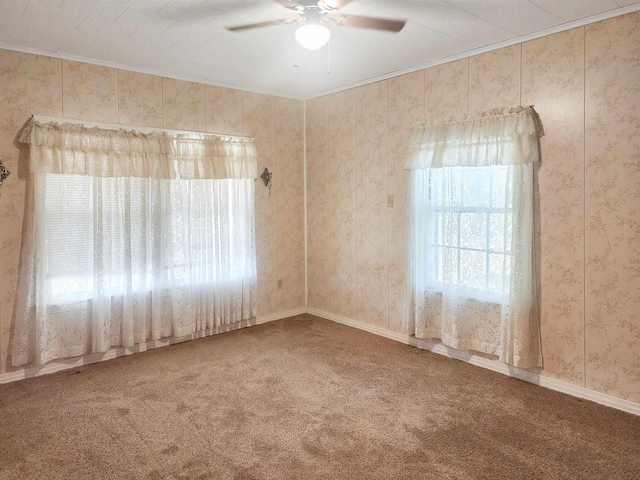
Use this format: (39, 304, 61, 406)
(406, 107, 543, 368)
(11, 119, 258, 366)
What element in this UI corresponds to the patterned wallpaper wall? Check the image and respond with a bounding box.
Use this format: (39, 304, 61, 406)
(307, 12, 640, 403)
(0, 51, 305, 374)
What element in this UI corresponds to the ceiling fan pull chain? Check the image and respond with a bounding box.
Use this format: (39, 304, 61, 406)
(327, 37, 331, 75)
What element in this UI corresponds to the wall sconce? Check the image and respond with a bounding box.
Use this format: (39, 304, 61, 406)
(0, 160, 10, 186)
(260, 167, 272, 195)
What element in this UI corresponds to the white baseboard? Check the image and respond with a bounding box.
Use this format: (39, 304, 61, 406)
(0, 308, 306, 385)
(307, 308, 640, 417)
(255, 307, 307, 325)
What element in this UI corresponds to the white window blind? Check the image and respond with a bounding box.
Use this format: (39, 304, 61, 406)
(45, 174, 94, 280)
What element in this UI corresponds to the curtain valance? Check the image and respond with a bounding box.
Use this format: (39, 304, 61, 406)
(172, 135, 258, 180)
(18, 119, 258, 180)
(406, 106, 543, 169)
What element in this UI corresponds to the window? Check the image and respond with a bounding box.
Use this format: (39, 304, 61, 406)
(12, 119, 258, 366)
(44, 174, 252, 305)
(406, 106, 543, 368)
(418, 165, 510, 303)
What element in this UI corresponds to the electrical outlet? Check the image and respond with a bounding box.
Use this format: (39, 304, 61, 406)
(387, 194, 394, 208)
(278, 279, 283, 290)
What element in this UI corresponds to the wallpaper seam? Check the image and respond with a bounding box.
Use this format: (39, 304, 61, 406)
(273, 97, 284, 312)
(582, 25, 587, 389)
(467, 57, 470, 114)
(116, 69, 120, 124)
(60, 58, 64, 118)
(328, 104, 332, 314)
(303, 100, 308, 308)
(355, 92, 359, 323)
(386, 81, 390, 331)
(519, 43, 522, 106)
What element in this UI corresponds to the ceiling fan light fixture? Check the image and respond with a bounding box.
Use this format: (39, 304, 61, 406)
(295, 23, 330, 50)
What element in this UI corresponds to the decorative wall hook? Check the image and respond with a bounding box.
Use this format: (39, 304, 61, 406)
(260, 167, 272, 195)
(0, 160, 10, 186)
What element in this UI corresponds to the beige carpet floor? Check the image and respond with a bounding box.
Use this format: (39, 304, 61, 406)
(1, 314, 639, 479)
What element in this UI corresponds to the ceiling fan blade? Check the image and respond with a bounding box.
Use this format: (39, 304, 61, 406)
(328, 13, 406, 32)
(226, 17, 299, 32)
(274, 0, 303, 8)
(321, 0, 353, 9)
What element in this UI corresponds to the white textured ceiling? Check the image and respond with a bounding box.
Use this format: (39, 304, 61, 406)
(1, 0, 639, 99)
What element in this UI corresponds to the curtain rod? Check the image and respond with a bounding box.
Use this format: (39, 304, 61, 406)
(414, 105, 537, 130)
(32, 115, 254, 142)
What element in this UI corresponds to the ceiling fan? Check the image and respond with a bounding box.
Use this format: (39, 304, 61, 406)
(225, 0, 406, 50)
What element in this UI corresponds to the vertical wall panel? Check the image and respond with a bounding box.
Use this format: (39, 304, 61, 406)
(387, 70, 425, 333)
(162, 78, 205, 132)
(117, 71, 163, 128)
(585, 13, 640, 400)
(306, 97, 331, 311)
(356, 81, 388, 328)
(62, 60, 118, 123)
(276, 97, 305, 311)
(522, 28, 586, 386)
(243, 92, 278, 316)
(424, 58, 469, 120)
(205, 85, 243, 136)
(469, 44, 521, 113)
(328, 90, 358, 320)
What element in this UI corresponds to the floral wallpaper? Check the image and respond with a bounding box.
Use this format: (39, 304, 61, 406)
(243, 92, 278, 316)
(387, 70, 424, 334)
(469, 44, 521, 114)
(306, 11, 640, 403)
(276, 97, 305, 311)
(163, 78, 205, 132)
(423, 58, 468, 121)
(62, 60, 118, 123)
(0, 50, 305, 374)
(117, 70, 163, 128)
(0, 50, 62, 373)
(356, 81, 388, 329)
(205, 85, 243, 136)
(584, 12, 640, 400)
(522, 27, 586, 386)
(328, 90, 358, 320)
(306, 98, 331, 312)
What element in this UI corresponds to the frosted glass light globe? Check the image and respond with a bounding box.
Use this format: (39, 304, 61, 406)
(295, 24, 330, 50)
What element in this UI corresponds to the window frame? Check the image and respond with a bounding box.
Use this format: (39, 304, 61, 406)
(420, 165, 511, 304)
